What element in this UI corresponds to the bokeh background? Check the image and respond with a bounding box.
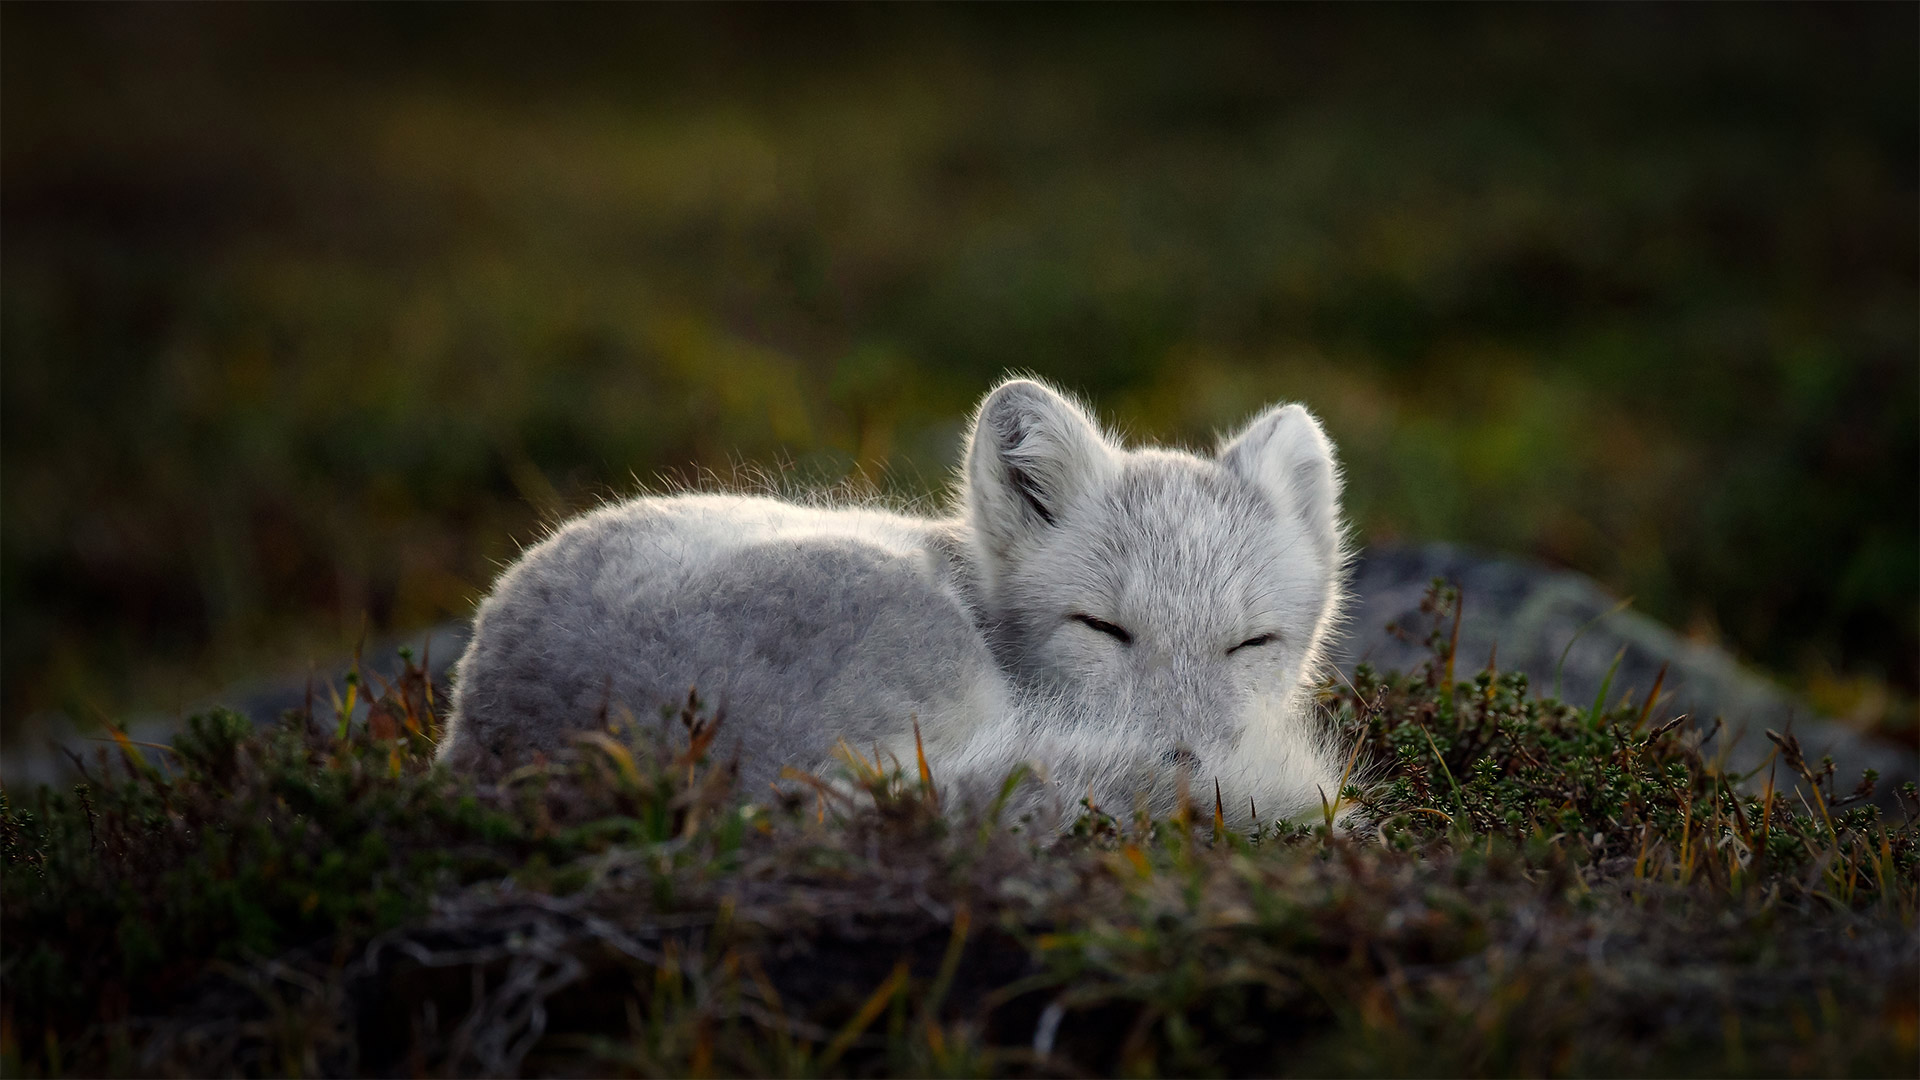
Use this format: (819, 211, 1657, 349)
(4, 5, 1914, 747)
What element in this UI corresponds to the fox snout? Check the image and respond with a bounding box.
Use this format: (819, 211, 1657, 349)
(1143, 673, 1248, 754)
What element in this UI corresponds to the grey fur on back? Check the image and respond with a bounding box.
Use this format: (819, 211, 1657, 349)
(441, 378, 1350, 826)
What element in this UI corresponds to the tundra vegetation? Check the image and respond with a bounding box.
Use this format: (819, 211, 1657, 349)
(5, 586, 1914, 1077)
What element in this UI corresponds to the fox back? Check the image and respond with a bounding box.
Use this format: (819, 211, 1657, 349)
(440, 378, 1349, 826)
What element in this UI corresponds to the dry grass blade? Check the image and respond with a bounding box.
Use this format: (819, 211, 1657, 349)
(1647, 712, 1691, 740)
(1634, 661, 1669, 732)
(573, 731, 641, 787)
(913, 715, 939, 811)
(816, 961, 910, 1070)
(1443, 582, 1465, 687)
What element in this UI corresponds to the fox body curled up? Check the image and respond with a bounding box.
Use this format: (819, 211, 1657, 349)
(440, 378, 1350, 826)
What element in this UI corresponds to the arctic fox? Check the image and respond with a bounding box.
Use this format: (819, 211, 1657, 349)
(440, 378, 1349, 826)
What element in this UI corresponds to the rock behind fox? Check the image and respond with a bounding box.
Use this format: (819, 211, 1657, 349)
(441, 378, 1350, 825)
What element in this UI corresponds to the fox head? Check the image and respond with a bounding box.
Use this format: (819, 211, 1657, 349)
(957, 377, 1348, 825)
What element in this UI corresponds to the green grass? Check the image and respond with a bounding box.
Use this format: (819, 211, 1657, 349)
(2, 5, 1915, 743)
(5, 586, 1913, 1077)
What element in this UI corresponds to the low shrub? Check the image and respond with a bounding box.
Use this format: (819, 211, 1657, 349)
(4, 586, 1914, 1076)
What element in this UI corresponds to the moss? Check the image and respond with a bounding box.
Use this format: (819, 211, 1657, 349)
(2, 592, 1914, 1076)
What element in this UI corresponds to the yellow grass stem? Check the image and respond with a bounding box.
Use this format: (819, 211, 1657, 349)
(817, 961, 909, 1069)
(1443, 583, 1464, 688)
(88, 736, 178, 758)
(912, 715, 938, 811)
(1633, 661, 1669, 733)
(573, 731, 641, 786)
(917, 905, 971, 1037)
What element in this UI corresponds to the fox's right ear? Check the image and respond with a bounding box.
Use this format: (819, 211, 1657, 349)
(964, 378, 1113, 559)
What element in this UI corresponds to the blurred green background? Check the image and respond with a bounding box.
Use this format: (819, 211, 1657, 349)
(3, 5, 1914, 743)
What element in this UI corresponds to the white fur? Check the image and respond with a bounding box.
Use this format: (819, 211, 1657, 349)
(440, 378, 1350, 827)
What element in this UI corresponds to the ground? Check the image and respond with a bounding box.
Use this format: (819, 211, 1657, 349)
(4, 587, 1913, 1077)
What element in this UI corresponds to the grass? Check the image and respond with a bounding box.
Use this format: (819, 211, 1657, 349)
(4, 585, 1913, 1077)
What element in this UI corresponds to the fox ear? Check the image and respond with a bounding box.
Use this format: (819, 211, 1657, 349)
(1219, 403, 1344, 559)
(965, 378, 1113, 558)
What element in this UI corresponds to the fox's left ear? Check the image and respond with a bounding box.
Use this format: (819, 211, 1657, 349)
(1219, 404, 1344, 559)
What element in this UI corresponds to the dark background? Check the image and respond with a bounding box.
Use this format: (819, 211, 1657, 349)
(3, 4, 1914, 743)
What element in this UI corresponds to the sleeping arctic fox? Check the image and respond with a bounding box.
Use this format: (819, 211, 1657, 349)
(440, 378, 1349, 826)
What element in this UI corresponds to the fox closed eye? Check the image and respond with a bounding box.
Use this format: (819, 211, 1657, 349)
(1228, 633, 1277, 654)
(1071, 613, 1134, 645)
